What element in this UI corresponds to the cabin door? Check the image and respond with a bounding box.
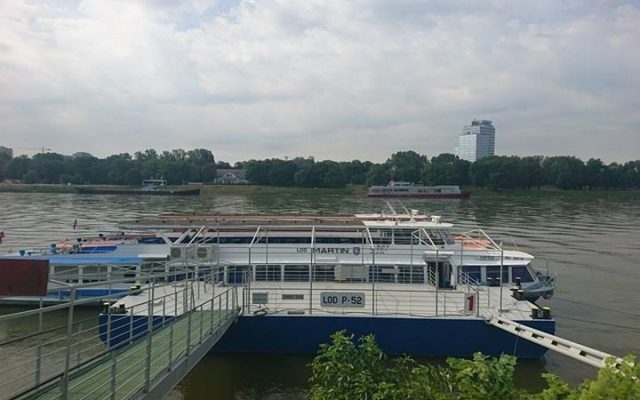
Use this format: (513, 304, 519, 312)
(438, 262, 451, 289)
(426, 261, 451, 289)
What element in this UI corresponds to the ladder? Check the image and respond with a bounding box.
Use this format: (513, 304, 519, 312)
(488, 316, 620, 369)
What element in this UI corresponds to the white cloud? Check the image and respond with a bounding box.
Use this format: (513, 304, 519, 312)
(0, 0, 638, 162)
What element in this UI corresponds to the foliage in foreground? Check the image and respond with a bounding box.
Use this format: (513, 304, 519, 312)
(309, 331, 639, 400)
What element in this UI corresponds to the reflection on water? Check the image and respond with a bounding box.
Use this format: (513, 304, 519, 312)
(1, 191, 639, 398)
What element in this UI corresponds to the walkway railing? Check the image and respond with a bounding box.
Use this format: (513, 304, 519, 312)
(0, 264, 241, 400)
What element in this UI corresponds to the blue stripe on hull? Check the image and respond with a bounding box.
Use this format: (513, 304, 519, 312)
(98, 314, 555, 359)
(213, 315, 555, 359)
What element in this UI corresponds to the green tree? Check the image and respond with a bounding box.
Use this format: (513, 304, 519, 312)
(543, 157, 585, 189)
(366, 164, 390, 185)
(4, 156, 31, 180)
(31, 153, 68, 183)
(387, 151, 426, 182)
(534, 356, 639, 400)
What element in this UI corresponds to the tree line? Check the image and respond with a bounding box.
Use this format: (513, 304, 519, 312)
(310, 331, 639, 400)
(0, 149, 218, 185)
(0, 148, 639, 190)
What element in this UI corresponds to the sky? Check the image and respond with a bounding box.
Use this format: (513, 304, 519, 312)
(1, 0, 639, 163)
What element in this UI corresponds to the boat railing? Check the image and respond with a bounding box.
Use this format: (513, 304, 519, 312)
(0, 263, 238, 400)
(246, 283, 482, 318)
(455, 229, 502, 251)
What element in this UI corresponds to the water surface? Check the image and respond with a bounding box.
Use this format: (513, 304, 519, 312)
(1, 191, 639, 397)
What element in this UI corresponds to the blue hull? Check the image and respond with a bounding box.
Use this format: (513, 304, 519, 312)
(213, 315, 554, 358)
(100, 314, 554, 359)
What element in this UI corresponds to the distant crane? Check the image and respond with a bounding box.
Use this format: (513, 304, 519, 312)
(17, 146, 52, 154)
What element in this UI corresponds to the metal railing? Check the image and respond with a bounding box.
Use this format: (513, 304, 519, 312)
(0, 264, 241, 400)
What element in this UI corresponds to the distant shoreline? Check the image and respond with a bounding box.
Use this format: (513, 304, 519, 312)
(1, 183, 639, 199)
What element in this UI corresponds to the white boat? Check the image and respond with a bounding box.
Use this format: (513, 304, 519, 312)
(368, 181, 470, 199)
(96, 209, 556, 358)
(2, 208, 557, 357)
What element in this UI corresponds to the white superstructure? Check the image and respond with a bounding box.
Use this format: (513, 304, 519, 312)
(456, 119, 495, 162)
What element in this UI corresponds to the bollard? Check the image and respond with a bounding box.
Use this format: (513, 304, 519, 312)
(542, 306, 551, 319)
(530, 306, 540, 319)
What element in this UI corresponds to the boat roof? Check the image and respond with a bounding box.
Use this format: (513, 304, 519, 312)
(120, 213, 454, 230)
(0, 256, 145, 265)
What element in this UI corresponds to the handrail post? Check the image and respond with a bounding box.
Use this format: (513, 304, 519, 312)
(371, 248, 376, 316)
(35, 297, 43, 385)
(107, 279, 116, 400)
(186, 287, 192, 357)
(499, 249, 504, 314)
(199, 305, 204, 344)
(168, 285, 177, 371)
(218, 295, 222, 328)
(210, 267, 215, 334)
(435, 249, 439, 317)
(61, 287, 75, 400)
(144, 278, 156, 393)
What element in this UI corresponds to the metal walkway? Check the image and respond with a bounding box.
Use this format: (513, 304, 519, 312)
(0, 264, 242, 400)
(488, 315, 620, 368)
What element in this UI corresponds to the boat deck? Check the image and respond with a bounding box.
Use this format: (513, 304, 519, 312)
(120, 281, 538, 322)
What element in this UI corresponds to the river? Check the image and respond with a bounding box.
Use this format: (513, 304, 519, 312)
(1, 191, 639, 398)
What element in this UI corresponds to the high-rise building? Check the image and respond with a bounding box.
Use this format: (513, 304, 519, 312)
(455, 120, 495, 162)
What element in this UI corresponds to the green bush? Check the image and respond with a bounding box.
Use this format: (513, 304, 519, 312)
(309, 331, 639, 400)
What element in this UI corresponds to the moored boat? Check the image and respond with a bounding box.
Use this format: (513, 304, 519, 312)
(368, 181, 470, 199)
(90, 209, 556, 358)
(75, 179, 200, 196)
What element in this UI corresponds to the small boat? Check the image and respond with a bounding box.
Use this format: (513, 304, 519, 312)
(76, 179, 200, 196)
(368, 181, 470, 199)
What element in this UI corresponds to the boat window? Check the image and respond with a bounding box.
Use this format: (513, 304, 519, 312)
(227, 266, 248, 284)
(255, 265, 281, 281)
(511, 266, 534, 282)
(425, 230, 446, 246)
(315, 237, 361, 244)
(313, 265, 334, 282)
(218, 237, 253, 244)
(486, 266, 509, 284)
(371, 229, 392, 245)
(369, 265, 395, 283)
(138, 237, 166, 244)
(284, 264, 310, 282)
(394, 229, 420, 245)
(397, 265, 425, 284)
(459, 265, 481, 282)
(256, 237, 312, 244)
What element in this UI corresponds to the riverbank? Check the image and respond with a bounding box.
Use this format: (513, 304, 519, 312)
(2, 183, 639, 199)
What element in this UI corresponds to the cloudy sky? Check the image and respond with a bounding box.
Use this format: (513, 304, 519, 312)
(1, 0, 639, 163)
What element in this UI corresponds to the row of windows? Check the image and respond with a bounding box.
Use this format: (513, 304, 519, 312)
(168, 236, 365, 244)
(252, 264, 427, 284)
(459, 265, 533, 283)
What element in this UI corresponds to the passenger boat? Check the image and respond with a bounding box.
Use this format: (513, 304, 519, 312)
(91, 209, 556, 358)
(76, 179, 201, 196)
(2, 209, 555, 304)
(368, 181, 470, 199)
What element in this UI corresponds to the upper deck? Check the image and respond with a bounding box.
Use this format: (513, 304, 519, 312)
(120, 212, 452, 231)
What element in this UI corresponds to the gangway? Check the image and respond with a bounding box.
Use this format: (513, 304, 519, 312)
(488, 315, 621, 369)
(0, 264, 243, 400)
